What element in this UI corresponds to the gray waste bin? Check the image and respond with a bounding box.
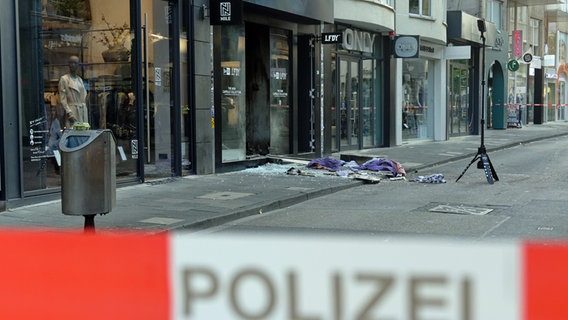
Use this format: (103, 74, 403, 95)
(59, 129, 116, 216)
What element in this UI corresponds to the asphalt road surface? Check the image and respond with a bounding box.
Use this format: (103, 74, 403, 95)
(206, 136, 568, 240)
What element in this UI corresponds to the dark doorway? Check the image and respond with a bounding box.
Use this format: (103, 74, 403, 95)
(245, 23, 292, 156)
(245, 23, 271, 155)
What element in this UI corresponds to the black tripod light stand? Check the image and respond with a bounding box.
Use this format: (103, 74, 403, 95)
(456, 19, 499, 184)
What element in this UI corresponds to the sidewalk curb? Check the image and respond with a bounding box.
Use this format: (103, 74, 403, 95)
(178, 181, 361, 230)
(178, 130, 568, 230)
(404, 131, 568, 173)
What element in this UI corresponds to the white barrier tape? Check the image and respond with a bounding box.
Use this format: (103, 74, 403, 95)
(0, 231, 566, 319)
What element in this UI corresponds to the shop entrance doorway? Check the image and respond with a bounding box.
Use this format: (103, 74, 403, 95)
(334, 55, 375, 150)
(140, 0, 177, 178)
(448, 61, 470, 136)
(337, 56, 360, 150)
(244, 23, 291, 156)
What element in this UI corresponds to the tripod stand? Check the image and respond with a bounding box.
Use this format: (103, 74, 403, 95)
(456, 19, 499, 184)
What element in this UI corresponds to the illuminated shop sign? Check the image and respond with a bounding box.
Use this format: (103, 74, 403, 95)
(513, 30, 523, 57)
(341, 28, 375, 53)
(210, 0, 243, 25)
(321, 32, 342, 44)
(394, 35, 420, 58)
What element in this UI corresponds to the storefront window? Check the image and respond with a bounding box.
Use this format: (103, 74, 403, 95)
(269, 29, 291, 155)
(180, 1, 191, 174)
(217, 25, 246, 162)
(402, 59, 433, 141)
(19, 0, 136, 192)
(362, 59, 375, 147)
(557, 31, 568, 117)
(338, 59, 360, 149)
(448, 60, 470, 136)
(332, 26, 382, 151)
(331, 56, 338, 152)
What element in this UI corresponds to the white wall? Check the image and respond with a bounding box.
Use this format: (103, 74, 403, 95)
(334, 0, 395, 31)
(396, 0, 447, 44)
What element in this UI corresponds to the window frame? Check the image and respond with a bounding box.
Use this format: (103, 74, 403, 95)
(409, 0, 431, 17)
(486, 0, 503, 30)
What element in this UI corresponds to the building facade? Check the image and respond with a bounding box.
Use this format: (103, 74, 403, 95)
(393, 0, 448, 145)
(325, 0, 394, 153)
(0, 0, 333, 209)
(3, 0, 566, 209)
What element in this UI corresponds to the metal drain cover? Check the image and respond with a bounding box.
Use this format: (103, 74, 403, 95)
(198, 192, 254, 200)
(429, 204, 493, 216)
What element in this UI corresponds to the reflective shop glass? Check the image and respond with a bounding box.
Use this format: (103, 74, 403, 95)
(19, 0, 181, 192)
(19, 0, 136, 192)
(402, 59, 434, 141)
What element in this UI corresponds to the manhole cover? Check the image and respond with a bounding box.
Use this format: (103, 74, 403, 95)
(429, 204, 493, 216)
(198, 191, 254, 200)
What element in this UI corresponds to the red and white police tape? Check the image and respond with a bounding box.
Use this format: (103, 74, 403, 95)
(497, 103, 568, 108)
(0, 231, 566, 319)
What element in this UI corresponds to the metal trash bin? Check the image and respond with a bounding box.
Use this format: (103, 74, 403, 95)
(59, 129, 116, 216)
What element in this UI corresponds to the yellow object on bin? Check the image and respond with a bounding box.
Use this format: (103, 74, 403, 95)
(72, 122, 91, 131)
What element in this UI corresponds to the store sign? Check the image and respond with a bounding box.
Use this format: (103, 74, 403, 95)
(493, 36, 504, 51)
(394, 35, 420, 58)
(445, 45, 471, 60)
(513, 30, 523, 57)
(321, 32, 342, 44)
(543, 55, 555, 67)
(420, 45, 435, 53)
(210, 0, 243, 25)
(508, 60, 520, 72)
(530, 56, 541, 69)
(342, 28, 375, 53)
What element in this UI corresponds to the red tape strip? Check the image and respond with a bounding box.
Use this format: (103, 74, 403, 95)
(0, 231, 170, 320)
(523, 242, 568, 320)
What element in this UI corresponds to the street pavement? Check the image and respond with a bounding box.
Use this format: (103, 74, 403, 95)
(3, 121, 568, 232)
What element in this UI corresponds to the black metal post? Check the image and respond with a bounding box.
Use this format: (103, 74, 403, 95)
(456, 19, 499, 184)
(480, 30, 487, 147)
(84, 215, 96, 232)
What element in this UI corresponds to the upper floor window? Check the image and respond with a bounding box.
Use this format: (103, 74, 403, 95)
(530, 18, 541, 55)
(486, 0, 503, 30)
(409, 0, 430, 17)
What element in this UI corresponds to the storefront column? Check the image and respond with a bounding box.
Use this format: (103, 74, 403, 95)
(534, 68, 544, 124)
(391, 57, 403, 146)
(434, 59, 447, 141)
(192, 0, 215, 174)
(1, 0, 21, 201)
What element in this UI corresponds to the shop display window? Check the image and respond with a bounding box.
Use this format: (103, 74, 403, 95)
(19, 0, 137, 192)
(269, 28, 291, 155)
(402, 59, 433, 141)
(217, 25, 247, 162)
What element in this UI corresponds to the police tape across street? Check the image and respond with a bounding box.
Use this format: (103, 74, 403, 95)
(0, 231, 565, 320)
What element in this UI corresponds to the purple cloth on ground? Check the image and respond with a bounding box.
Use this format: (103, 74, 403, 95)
(356, 158, 397, 175)
(306, 157, 346, 171)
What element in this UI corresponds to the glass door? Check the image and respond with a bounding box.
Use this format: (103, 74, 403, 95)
(269, 28, 291, 155)
(448, 61, 469, 137)
(361, 59, 375, 147)
(141, 0, 175, 178)
(20, 0, 144, 191)
(337, 57, 360, 150)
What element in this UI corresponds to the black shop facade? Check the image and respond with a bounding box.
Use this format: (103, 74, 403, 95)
(212, 1, 333, 167)
(0, 0, 333, 207)
(325, 25, 388, 153)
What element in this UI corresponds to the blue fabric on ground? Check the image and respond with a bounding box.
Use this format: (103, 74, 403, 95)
(356, 158, 397, 176)
(306, 157, 346, 171)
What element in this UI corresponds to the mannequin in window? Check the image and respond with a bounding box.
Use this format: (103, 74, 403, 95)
(59, 55, 88, 128)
